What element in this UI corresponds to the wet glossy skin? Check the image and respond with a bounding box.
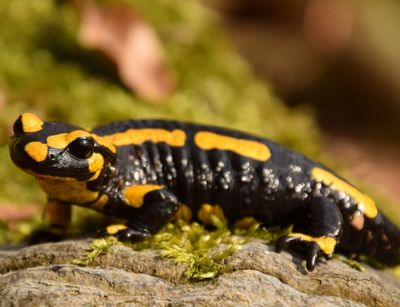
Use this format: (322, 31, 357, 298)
(9, 113, 400, 271)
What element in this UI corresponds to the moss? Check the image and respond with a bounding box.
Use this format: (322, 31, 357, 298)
(334, 255, 366, 272)
(130, 219, 244, 280)
(70, 236, 120, 266)
(135, 220, 289, 280)
(70, 216, 289, 281)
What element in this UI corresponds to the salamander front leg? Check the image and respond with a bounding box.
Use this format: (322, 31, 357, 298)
(105, 185, 180, 242)
(276, 197, 343, 271)
(29, 199, 72, 243)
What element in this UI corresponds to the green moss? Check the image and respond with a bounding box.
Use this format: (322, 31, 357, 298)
(70, 216, 289, 281)
(128, 216, 290, 280)
(334, 255, 366, 272)
(131, 219, 244, 280)
(70, 236, 120, 266)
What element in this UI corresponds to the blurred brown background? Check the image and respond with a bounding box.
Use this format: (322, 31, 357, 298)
(204, 0, 400, 208)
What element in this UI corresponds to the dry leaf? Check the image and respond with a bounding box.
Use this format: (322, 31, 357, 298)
(77, 0, 175, 102)
(303, 0, 353, 57)
(0, 203, 39, 222)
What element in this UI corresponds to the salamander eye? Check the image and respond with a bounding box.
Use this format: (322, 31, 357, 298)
(68, 137, 95, 159)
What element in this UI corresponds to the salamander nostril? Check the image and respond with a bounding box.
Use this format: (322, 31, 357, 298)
(13, 116, 24, 137)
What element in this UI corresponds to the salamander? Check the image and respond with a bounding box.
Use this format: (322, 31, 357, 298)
(9, 113, 400, 271)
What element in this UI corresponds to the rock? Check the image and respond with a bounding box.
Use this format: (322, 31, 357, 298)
(0, 240, 399, 306)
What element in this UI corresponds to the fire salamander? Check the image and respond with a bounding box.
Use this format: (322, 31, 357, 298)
(9, 113, 400, 271)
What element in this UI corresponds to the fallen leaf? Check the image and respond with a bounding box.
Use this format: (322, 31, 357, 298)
(0, 203, 39, 222)
(303, 0, 353, 57)
(77, 0, 175, 102)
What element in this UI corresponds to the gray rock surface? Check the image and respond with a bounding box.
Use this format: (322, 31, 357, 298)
(0, 239, 399, 306)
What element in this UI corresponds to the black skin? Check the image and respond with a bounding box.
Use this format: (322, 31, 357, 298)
(9, 116, 400, 271)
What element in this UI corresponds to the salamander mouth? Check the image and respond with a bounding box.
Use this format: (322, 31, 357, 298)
(11, 150, 93, 182)
(29, 172, 77, 182)
(26, 166, 94, 182)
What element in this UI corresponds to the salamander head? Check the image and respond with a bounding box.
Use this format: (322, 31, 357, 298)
(10, 113, 115, 183)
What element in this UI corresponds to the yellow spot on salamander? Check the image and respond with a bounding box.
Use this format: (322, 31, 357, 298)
(46, 133, 69, 148)
(175, 204, 192, 222)
(47, 130, 92, 149)
(234, 217, 257, 229)
(92, 134, 116, 153)
(90, 194, 109, 210)
(21, 113, 44, 133)
(194, 131, 271, 161)
(106, 224, 127, 235)
(101, 128, 186, 147)
(123, 184, 163, 208)
(197, 203, 225, 225)
(289, 232, 337, 255)
(311, 167, 378, 219)
(24, 142, 48, 162)
(87, 153, 104, 180)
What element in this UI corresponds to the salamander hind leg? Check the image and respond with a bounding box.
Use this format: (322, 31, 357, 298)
(276, 197, 343, 271)
(104, 186, 180, 242)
